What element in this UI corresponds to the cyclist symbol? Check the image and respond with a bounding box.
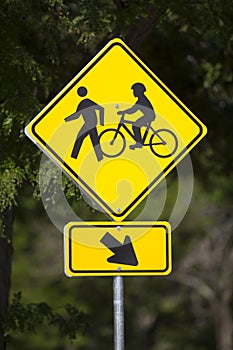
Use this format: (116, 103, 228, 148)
(99, 82, 178, 158)
(117, 83, 156, 150)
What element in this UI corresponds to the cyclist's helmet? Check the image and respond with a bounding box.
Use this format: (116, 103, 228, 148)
(131, 82, 146, 94)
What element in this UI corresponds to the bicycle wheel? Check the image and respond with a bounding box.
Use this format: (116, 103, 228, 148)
(150, 129, 178, 158)
(99, 128, 126, 158)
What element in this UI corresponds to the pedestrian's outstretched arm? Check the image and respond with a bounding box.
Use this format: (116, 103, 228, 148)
(64, 111, 81, 122)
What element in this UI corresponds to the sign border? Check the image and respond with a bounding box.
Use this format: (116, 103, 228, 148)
(64, 221, 172, 277)
(26, 38, 206, 220)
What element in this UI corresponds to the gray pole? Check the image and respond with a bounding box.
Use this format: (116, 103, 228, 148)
(113, 276, 124, 350)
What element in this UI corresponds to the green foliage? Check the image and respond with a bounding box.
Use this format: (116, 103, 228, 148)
(1, 0, 233, 213)
(2, 292, 88, 343)
(33, 159, 82, 205)
(0, 161, 24, 210)
(1, 1, 233, 349)
(0, 0, 111, 213)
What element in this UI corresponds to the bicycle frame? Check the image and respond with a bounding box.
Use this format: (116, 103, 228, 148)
(114, 116, 135, 141)
(100, 113, 178, 158)
(114, 114, 164, 146)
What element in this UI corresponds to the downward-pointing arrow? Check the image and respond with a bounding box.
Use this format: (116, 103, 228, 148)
(100, 232, 138, 266)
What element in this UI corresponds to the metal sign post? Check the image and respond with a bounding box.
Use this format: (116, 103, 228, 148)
(113, 276, 124, 350)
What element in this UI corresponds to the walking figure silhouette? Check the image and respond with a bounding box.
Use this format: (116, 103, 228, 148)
(65, 87, 104, 162)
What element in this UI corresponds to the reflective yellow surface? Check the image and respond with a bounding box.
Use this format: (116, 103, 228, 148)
(64, 221, 172, 277)
(25, 38, 207, 221)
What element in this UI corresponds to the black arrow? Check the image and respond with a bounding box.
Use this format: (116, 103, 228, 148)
(100, 232, 138, 266)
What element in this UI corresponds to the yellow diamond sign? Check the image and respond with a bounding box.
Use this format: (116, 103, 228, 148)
(25, 38, 207, 221)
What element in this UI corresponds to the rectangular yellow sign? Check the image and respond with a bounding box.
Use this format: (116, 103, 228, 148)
(64, 221, 172, 277)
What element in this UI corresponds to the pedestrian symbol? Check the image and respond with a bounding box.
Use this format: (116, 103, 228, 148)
(65, 86, 104, 162)
(25, 38, 207, 221)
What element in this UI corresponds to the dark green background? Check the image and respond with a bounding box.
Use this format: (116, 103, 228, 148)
(0, 1, 233, 349)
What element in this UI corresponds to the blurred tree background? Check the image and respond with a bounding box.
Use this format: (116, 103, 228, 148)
(0, 0, 233, 349)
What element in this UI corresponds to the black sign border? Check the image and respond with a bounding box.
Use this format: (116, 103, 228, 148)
(30, 40, 204, 219)
(67, 223, 171, 275)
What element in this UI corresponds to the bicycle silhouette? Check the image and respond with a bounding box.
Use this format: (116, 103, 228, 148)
(99, 112, 178, 158)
